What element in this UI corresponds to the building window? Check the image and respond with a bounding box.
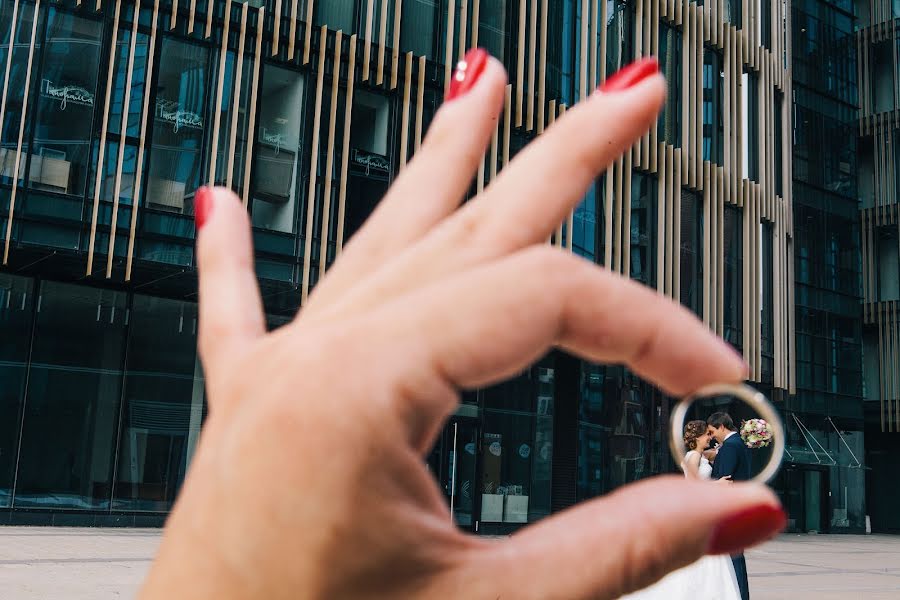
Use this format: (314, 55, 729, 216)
(145, 38, 210, 215)
(29, 10, 103, 197)
(13, 281, 128, 509)
(680, 190, 703, 315)
(702, 48, 724, 165)
(0, 274, 34, 508)
(478, 0, 508, 63)
(0, 2, 38, 189)
(742, 70, 759, 182)
(877, 228, 900, 301)
(401, 0, 440, 60)
(724, 205, 743, 348)
(351, 90, 391, 156)
(658, 23, 682, 147)
(114, 295, 204, 512)
(774, 91, 783, 196)
(251, 65, 305, 234)
(630, 172, 657, 287)
(606, 0, 633, 76)
(315, 0, 360, 34)
(761, 222, 774, 382)
(725, 0, 743, 27)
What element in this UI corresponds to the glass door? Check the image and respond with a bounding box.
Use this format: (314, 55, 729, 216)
(426, 418, 480, 531)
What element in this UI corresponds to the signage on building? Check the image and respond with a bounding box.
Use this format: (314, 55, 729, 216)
(352, 148, 390, 174)
(155, 99, 204, 133)
(261, 127, 287, 155)
(41, 79, 94, 110)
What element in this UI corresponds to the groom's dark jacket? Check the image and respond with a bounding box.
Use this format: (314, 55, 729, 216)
(711, 432, 751, 481)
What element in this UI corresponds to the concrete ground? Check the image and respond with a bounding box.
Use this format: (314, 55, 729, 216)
(747, 534, 900, 600)
(0, 528, 898, 599)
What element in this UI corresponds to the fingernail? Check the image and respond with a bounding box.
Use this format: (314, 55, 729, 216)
(194, 187, 213, 229)
(719, 339, 750, 379)
(599, 57, 659, 93)
(707, 504, 787, 556)
(446, 48, 489, 102)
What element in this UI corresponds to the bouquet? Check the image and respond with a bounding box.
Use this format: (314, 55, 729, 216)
(740, 418, 773, 449)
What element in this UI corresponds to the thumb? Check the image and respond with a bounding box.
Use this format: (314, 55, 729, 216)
(466, 476, 784, 600)
(195, 186, 265, 391)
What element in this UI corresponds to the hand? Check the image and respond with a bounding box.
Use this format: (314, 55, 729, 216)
(716, 476, 734, 484)
(141, 55, 784, 600)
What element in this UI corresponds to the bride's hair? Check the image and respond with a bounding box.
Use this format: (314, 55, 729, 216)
(683, 420, 708, 450)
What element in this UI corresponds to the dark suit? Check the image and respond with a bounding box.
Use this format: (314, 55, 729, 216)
(711, 432, 752, 600)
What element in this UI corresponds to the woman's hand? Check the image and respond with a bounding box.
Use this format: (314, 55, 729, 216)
(141, 54, 785, 600)
(717, 476, 735, 484)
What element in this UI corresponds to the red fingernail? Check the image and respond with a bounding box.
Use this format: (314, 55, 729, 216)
(194, 187, 213, 229)
(599, 57, 659, 93)
(446, 48, 489, 101)
(707, 504, 787, 556)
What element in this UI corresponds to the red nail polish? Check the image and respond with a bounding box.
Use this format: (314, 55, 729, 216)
(599, 57, 660, 93)
(446, 48, 489, 101)
(194, 187, 213, 229)
(707, 504, 787, 556)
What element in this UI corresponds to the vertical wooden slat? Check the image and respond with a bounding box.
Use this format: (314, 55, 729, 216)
(445, 0, 457, 89)
(415, 55, 425, 151)
(170, 0, 179, 30)
(301, 26, 329, 302)
(391, 0, 404, 89)
(84, 0, 120, 275)
(471, 0, 481, 48)
(272, 0, 282, 54)
(187, 0, 197, 33)
(126, 0, 161, 281)
(362, 0, 375, 81)
(225, 2, 250, 191)
(242, 6, 265, 205)
(527, 0, 537, 131)
(303, 0, 316, 65)
(580, 0, 589, 101)
(399, 52, 413, 169)
(376, 0, 391, 84)
(516, 0, 526, 126)
(106, 0, 144, 278)
(205, 0, 216, 38)
(207, 0, 234, 186)
(503, 84, 512, 167)
(590, 0, 599, 88)
(537, 0, 548, 133)
(336, 35, 358, 255)
(656, 142, 666, 292)
(458, 0, 468, 61)
(319, 31, 343, 283)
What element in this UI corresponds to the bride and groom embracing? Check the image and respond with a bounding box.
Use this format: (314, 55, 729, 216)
(622, 412, 752, 600)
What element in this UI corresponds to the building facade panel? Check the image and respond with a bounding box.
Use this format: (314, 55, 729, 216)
(0, 0, 799, 532)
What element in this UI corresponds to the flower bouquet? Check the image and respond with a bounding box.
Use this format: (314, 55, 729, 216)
(740, 418, 773, 449)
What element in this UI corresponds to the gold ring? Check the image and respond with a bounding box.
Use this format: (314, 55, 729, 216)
(669, 383, 785, 484)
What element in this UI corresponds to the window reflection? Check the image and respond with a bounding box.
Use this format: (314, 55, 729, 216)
(478, 1, 508, 63)
(658, 23, 682, 147)
(0, 3, 38, 189)
(114, 296, 205, 511)
(28, 10, 102, 196)
(251, 65, 305, 233)
(14, 281, 127, 509)
(0, 274, 33, 507)
(402, 0, 439, 60)
(680, 190, 702, 315)
(724, 205, 743, 347)
(702, 48, 724, 165)
(630, 173, 657, 286)
(146, 38, 210, 214)
(606, 0, 633, 76)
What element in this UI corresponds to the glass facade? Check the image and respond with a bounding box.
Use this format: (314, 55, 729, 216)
(0, 0, 880, 536)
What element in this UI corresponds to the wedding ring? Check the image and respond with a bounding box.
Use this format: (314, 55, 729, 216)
(669, 383, 785, 485)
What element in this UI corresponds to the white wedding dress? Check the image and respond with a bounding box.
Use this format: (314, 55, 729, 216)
(618, 451, 742, 600)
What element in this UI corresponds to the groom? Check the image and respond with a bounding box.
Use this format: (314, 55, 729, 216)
(707, 412, 752, 600)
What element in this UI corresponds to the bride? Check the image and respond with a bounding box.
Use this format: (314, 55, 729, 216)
(619, 420, 742, 600)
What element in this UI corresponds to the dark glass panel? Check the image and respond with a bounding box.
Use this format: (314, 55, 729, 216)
(401, 0, 440, 60)
(0, 274, 34, 507)
(658, 23, 681, 147)
(630, 172, 656, 287)
(0, 3, 40, 189)
(478, 0, 508, 63)
(605, 0, 633, 76)
(30, 10, 102, 198)
(145, 38, 210, 215)
(679, 190, 702, 315)
(113, 295, 204, 511)
(15, 281, 127, 509)
(702, 49, 724, 165)
(251, 65, 305, 233)
(723, 205, 743, 348)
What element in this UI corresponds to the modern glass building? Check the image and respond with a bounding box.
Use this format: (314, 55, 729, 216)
(856, 0, 900, 533)
(0, 0, 877, 535)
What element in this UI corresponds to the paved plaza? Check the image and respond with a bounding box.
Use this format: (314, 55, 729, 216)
(0, 527, 898, 598)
